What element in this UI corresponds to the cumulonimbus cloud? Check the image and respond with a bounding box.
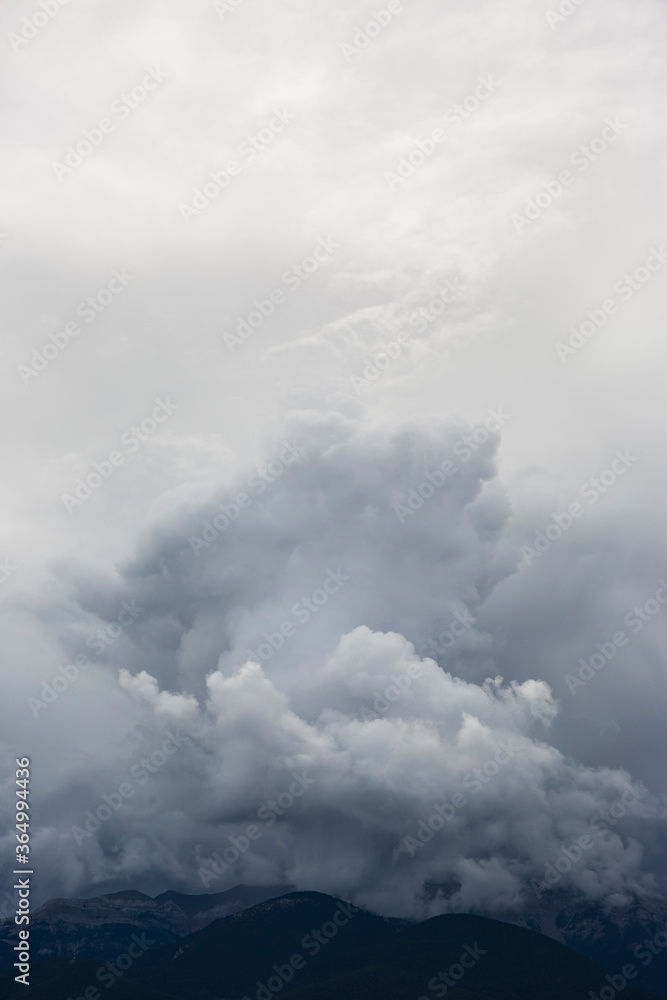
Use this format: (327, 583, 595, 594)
(2, 408, 665, 916)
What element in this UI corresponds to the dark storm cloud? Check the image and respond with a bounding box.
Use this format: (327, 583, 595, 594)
(2, 408, 665, 915)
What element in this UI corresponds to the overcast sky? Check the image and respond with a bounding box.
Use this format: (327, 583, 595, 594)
(1, 0, 666, 918)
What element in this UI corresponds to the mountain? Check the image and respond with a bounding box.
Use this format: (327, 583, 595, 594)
(0, 884, 290, 968)
(526, 895, 667, 997)
(130, 890, 404, 999)
(421, 882, 667, 996)
(7, 879, 666, 992)
(0, 956, 171, 1000)
(2, 891, 663, 1000)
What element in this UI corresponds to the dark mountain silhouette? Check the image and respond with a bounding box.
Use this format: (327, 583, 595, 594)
(1, 890, 664, 1000)
(522, 895, 667, 996)
(0, 883, 290, 968)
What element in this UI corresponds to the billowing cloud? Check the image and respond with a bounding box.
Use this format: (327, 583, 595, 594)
(1, 409, 665, 918)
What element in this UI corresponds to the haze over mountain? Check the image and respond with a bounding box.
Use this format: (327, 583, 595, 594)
(1, 890, 666, 1000)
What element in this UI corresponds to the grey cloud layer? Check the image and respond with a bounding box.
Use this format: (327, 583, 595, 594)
(0, 0, 666, 922)
(2, 410, 666, 914)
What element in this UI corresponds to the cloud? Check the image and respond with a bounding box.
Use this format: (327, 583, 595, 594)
(1, 0, 666, 923)
(2, 408, 665, 916)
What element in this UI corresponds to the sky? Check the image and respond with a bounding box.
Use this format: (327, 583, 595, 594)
(1, 0, 666, 919)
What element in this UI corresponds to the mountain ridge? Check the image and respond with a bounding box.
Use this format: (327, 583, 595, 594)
(1, 886, 665, 997)
(1, 890, 664, 1000)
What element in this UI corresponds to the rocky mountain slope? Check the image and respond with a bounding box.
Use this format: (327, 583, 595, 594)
(1, 890, 665, 1000)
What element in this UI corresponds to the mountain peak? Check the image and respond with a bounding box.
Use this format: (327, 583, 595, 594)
(101, 890, 152, 901)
